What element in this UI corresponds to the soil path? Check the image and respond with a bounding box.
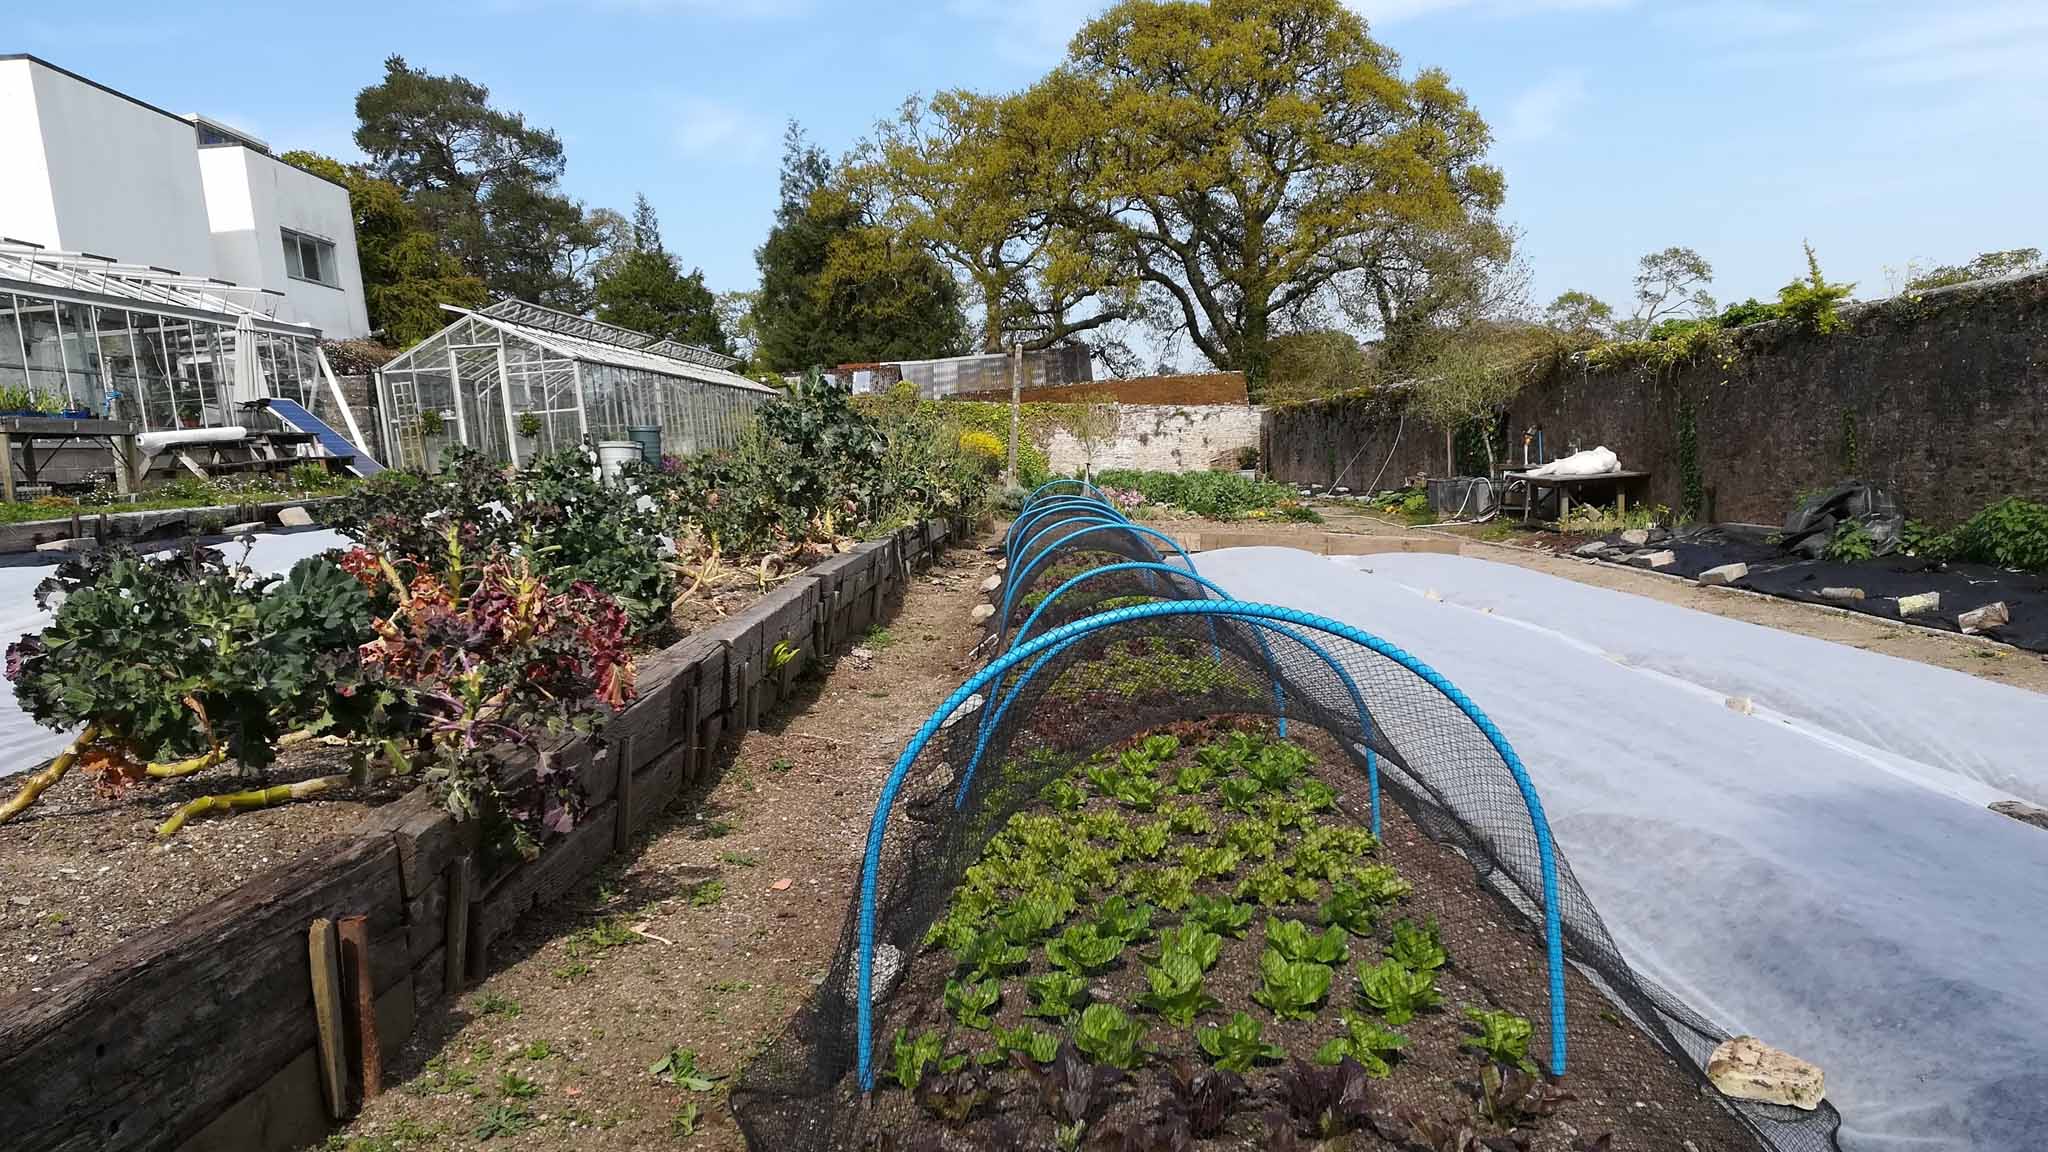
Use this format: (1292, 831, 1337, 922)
(327, 537, 1003, 1152)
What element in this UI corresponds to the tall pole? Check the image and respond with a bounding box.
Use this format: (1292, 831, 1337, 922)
(1005, 342, 1022, 490)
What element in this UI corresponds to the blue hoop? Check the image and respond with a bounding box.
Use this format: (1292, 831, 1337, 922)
(958, 609, 1379, 838)
(1006, 497, 1125, 553)
(999, 520, 1197, 638)
(854, 599, 1566, 1090)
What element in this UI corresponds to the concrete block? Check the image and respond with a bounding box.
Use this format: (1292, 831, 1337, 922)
(276, 506, 315, 527)
(1627, 549, 1676, 569)
(1698, 562, 1748, 586)
(1707, 1035, 1825, 1110)
(34, 537, 97, 553)
(1895, 591, 1941, 618)
(1819, 587, 1865, 602)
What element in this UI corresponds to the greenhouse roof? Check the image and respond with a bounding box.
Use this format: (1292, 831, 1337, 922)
(451, 300, 772, 393)
(0, 241, 317, 336)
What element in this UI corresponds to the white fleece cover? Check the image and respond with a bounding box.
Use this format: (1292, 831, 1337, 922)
(1197, 546, 2048, 1152)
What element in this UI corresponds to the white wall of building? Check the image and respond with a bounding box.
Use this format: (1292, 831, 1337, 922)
(198, 147, 370, 338)
(19, 60, 218, 276)
(0, 61, 60, 247)
(0, 56, 370, 339)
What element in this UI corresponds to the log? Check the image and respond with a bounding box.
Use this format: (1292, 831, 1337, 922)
(336, 917, 380, 1100)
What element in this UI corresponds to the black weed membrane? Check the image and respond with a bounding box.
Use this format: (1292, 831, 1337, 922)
(733, 481, 1842, 1152)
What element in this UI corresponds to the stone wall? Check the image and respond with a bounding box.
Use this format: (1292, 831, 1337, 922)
(1046, 403, 1264, 474)
(1265, 272, 2048, 525)
(0, 519, 961, 1152)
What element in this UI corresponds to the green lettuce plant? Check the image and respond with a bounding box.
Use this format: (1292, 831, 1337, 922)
(945, 978, 1002, 1030)
(1252, 950, 1333, 1019)
(1046, 924, 1124, 973)
(1137, 953, 1221, 1026)
(1184, 894, 1255, 938)
(1358, 957, 1441, 1026)
(1388, 918, 1447, 972)
(1074, 1003, 1147, 1070)
(1266, 917, 1350, 965)
(1312, 1015, 1407, 1077)
(1461, 1007, 1537, 1073)
(1194, 1011, 1287, 1072)
(1025, 971, 1091, 1020)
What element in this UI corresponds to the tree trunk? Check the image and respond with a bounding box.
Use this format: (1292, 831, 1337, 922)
(1241, 306, 1272, 403)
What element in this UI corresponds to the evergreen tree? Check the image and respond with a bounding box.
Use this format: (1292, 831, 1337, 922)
(594, 195, 730, 352)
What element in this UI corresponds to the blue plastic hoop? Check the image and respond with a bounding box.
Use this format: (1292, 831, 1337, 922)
(853, 599, 1567, 1090)
(999, 520, 1197, 638)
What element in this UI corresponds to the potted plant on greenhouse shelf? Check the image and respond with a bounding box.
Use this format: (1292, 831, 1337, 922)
(516, 411, 544, 441)
(419, 408, 448, 469)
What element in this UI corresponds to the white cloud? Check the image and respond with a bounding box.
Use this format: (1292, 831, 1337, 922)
(670, 98, 778, 164)
(1503, 70, 1587, 142)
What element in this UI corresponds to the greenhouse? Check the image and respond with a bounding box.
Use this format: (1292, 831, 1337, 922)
(375, 299, 775, 470)
(0, 242, 339, 431)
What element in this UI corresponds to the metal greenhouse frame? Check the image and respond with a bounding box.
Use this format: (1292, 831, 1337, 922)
(375, 299, 775, 470)
(0, 241, 344, 433)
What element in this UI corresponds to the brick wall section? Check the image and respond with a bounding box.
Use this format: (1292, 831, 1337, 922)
(1265, 272, 2048, 524)
(1046, 403, 1265, 473)
(0, 518, 963, 1152)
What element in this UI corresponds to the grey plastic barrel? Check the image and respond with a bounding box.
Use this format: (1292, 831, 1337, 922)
(627, 426, 662, 464)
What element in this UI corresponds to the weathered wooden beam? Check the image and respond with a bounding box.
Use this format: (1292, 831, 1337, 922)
(336, 917, 380, 1101)
(307, 920, 348, 1120)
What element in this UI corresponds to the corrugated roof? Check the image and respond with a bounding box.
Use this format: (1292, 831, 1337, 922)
(0, 242, 318, 336)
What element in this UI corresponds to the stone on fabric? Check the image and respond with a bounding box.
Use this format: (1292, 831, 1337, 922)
(1619, 529, 1651, 546)
(276, 505, 315, 527)
(1707, 1036, 1825, 1110)
(1819, 587, 1865, 602)
(1698, 563, 1748, 586)
(1574, 541, 1611, 558)
(1895, 591, 1941, 618)
(1627, 550, 1676, 569)
(969, 604, 996, 622)
(979, 574, 1002, 593)
(1957, 602, 2009, 634)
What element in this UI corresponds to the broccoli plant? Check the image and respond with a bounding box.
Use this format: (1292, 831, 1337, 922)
(1460, 1007, 1537, 1074)
(1312, 1015, 1408, 1077)
(1266, 918, 1350, 965)
(1074, 1003, 1148, 1069)
(1388, 918, 1448, 972)
(1137, 953, 1221, 1026)
(1185, 894, 1256, 938)
(1025, 971, 1091, 1020)
(1358, 958, 1442, 1026)
(1195, 1011, 1288, 1072)
(945, 978, 1002, 1030)
(1252, 950, 1334, 1019)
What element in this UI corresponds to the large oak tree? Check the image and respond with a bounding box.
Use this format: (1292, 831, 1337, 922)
(1060, 0, 1503, 398)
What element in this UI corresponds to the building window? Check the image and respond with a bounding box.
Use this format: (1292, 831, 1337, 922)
(282, 229, 336, 287)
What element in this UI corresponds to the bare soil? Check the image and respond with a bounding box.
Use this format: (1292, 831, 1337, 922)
(0, 742, 395, 998)
(323, 540, 1005, 1152)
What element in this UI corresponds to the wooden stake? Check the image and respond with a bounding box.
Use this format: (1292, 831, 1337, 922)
(613, 734, 636, 852)
(337, 915, 382, 1100)
(444, 864, 470, 996)
(307, 918, 349, 1118)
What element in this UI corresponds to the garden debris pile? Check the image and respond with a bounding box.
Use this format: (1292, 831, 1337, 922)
(732, 480, 1842, 1152)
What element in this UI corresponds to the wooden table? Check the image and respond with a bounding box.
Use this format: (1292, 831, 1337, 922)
(0, 416, 141, 502)
(1502, 469, 1652, 524)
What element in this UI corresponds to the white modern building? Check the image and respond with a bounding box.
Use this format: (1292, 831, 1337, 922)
(0, 54, 370, 339)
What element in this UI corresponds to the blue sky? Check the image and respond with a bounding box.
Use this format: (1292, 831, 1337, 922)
(19, 0, 2045, 358)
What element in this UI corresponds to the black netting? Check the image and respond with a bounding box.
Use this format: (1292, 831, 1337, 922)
(733, 502, 1843, 1152)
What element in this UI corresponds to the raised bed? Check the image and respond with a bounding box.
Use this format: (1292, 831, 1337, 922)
(830, 719, 1757, 1151)
(0, 518, 961, 1152)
